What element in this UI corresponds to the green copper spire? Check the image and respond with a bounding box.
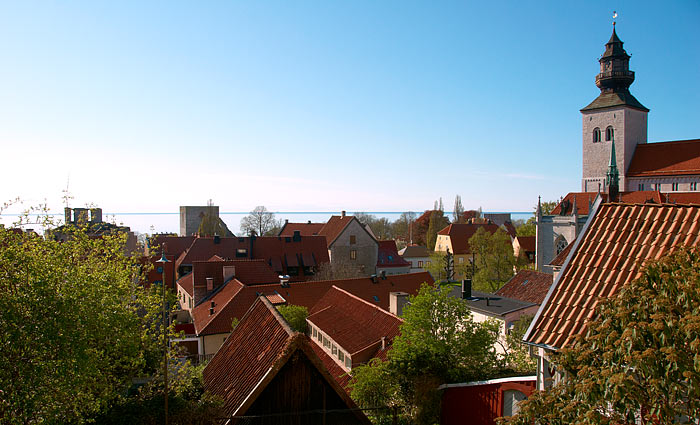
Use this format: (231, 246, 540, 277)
(606, 139, 620, 200)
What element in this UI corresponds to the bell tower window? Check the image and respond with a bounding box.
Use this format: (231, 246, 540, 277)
(605, 126, 614, 141)
(592, 128, 601, 143)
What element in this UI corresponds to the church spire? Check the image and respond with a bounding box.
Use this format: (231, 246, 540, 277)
(606, 139, 620, 201)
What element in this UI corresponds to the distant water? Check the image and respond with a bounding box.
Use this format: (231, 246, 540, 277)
(2, 211, 532, 235)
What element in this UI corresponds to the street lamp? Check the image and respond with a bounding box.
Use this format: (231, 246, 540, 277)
(156, 251, 170, 425)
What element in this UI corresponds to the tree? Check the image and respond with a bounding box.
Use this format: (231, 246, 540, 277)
(504, 248, 700, 424)
(311, 258, 365, 281)
(239, 206, 281, 236)
(391, 211, 416, 245)
(277, 305, 308, 333)
(425, 210, 449, 251)
(452, 195, 465, 223)
(0, 217, 168, 424)
(500, 314, 536, 373)
(351, 283, 500, 424)
(469, 228, 519, 292)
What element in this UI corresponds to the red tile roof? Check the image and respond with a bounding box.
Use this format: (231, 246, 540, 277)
(516, 236, 535, 253)
(174, 236, 329, 280)
(151, 235, 196, 258)
(437, 223, 501, 254)
(203, 297, 368, 422)
(318, 215, 365, 246)
(495, 270, 553, 305)
(192, 271, 433, 336)
(627, 139, 700, 177)
(278, 222, 326, 237)
(551, 191, 700, 216)
(310, 341, 353, 393)
(376, 240, 411, 268)
(525, 202, 700, 350)
(308, 286, 403, 356)
(502, 221, 517, 238)
(176, 272, 194, 296)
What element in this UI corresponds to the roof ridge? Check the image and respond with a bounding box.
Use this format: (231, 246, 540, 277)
(261, 296, 296, 337)
(641, 138, 700, 146)
(196, 279, 245, 334)
(327, 285, 404, 321)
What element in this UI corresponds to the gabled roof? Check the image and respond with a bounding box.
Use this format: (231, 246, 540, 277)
(278, 222, 325, 237)
(308, 286, 403, 356)
(515, 236, 535, 253)
(376, 240, 411, 268)
(176, 272, 194, 296)
(495, 270, 553, 305)
(502, 221, 517, 238)
(525, 202, 700, 350)
(203, 296, 369, 423)
(398, 245, 430, 258)
(437, 223, 501, 254)
(191, 272, 433, 336)
(627, 139, 700, 177)
(318, 215, 376, 247)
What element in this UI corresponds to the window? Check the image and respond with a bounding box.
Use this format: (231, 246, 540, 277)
(556, 237, 568, 255)
(332, 344, 338, 355)
(458, 257, 464, 264)
(345, 356, 352, 368)
(417, 260, 423, 267)
(338, 351, 344, 362)
(605, 126, 614, 141)
(502, 390, 527, 416)
(388, 255, 393, 261)
(323, 336, 330, 348)
(692, 182, 698, 191)
(312, 327, 317, 338)
(638, 183, 644, 191)
(672, 182, 679, 191)
(350, 250, 357, 260)
(426, 261, 431, 266)
(592, 127, 601, 143)
(349, 235, 356, 244)
(317, 331, 322, 343)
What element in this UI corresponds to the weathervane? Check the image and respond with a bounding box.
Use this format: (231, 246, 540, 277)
(613, 11, 618, 27)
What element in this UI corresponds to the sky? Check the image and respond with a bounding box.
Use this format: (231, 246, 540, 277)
(1, 1, 699, 232)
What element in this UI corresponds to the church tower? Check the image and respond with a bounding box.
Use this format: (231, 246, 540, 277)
(581, 25, 649, 192)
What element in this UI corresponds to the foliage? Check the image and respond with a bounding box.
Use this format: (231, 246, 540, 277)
(197, 204, 233, 237)
(425, 210, 448, 251)
(239, 206, 281, 236)
(539, 200, 558, 215)
(96, 362, 224, 425)
(452, 195, 465, 223)
(515, 217, 535, 237)
(277, 304, 309, 333)
(352, 283, 501, 424)
(501, 315, 536, 373)
(425, 251, 471, 282)
(503, 248, 700, 424)
(391, 211, 416, 245)
(0, 216, 168, 424)
(469, 228, 518, 292)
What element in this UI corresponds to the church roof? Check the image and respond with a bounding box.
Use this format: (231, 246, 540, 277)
(627, 139, 700, 177)
(580, 91, 648, 112)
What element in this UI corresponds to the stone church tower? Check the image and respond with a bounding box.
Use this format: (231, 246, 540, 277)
(581, 25, 648, 193)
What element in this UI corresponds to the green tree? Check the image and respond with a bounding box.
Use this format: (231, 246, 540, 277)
(0, 219, 167, 424)
(503, 248, 700, 424)
(501, 315, 536, 373)
(239, 206, 281, 236)
(277, 304, 309, 332)
(469, 228, 518, 292)
(425, 210, 448, 251)
(351, 283, 500, 424)
(391, 211, 416, 245)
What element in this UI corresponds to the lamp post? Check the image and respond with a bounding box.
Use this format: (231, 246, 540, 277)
(156, 251, 170, 425)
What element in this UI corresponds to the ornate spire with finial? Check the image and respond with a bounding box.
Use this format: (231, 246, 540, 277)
(606, 139, 620, 201)
(536, 196, 542, 220)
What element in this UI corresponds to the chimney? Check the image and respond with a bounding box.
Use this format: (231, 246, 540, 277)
(341, 210, 346, 217)
(371, 274, 378, 284)
(64, 207, 72, 224)
(380, 270, 387, 280)
(293, 230, 301, 242)
(209, 301, 215, 316)
(206, 277, 214, 292)
(223, 265, 236, 281)
(214, 235, 221, 244)
(380, 336, 386, 350)
(307, 220, 311, 224)
(389, 292, 409, 316)
(279, 275, 290, 288)
(285, 219, 289, 225)
(461, 279, 472, 299)
(90, 208, 102, 223)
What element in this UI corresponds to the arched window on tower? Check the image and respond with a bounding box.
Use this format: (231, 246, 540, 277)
(555, 236, 568, 255)
(592, 128, 601, 143)
(605, 126, 614, 141)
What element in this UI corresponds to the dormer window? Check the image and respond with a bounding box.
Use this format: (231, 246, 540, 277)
(593, 128, 601, 143)
(605, 126, 614, 141)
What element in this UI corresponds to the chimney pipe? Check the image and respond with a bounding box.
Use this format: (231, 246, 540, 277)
(486, 297, 490, 307)
(371, 274, 378, 284)
(341, 210, 346, 217)
(209, 301, 215, 316)
(461, 279, 472, 299)
(381, 336, 386, 350)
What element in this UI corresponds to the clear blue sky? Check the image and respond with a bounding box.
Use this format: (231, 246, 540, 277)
(1, 1, 698, 222)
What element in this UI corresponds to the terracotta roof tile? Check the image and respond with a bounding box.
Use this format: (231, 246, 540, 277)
(278, 222, 326, 237)
(318, 215, 361, 246)
(627, 139, 700, 177)
(192, 271, 433, 336)
(437, 223, 501, 255)
(203, 297, 369, 422)
(495, 270, 553, 305)
(377, 240, 411, 268)
(549, 242, 574, 267)
(526, 202, 700, 350)
(176, 273, 194, 296)
(308, 286, 403, 355)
